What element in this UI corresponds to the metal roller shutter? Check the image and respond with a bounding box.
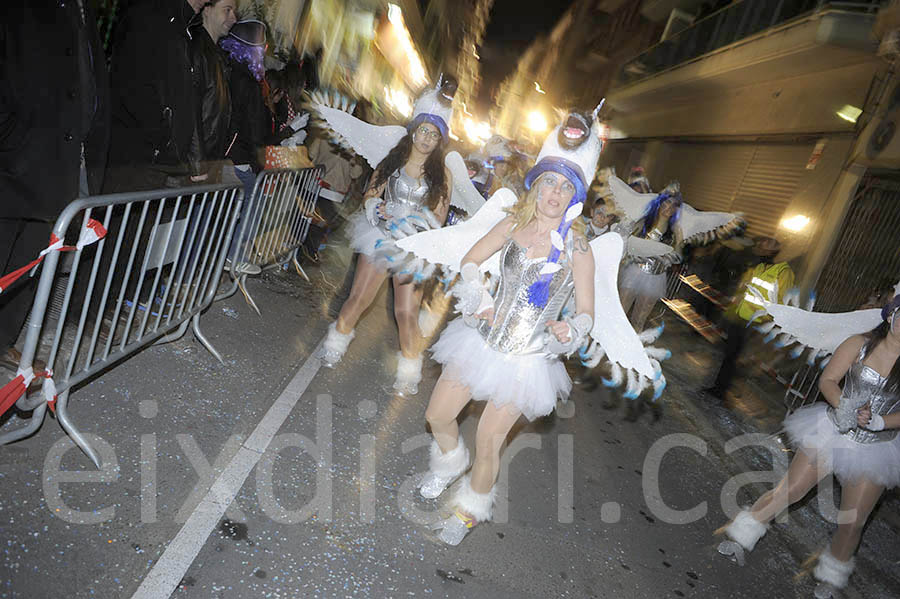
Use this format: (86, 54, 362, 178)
(731, 144, 814, 236)
(656, 143, 755, 213)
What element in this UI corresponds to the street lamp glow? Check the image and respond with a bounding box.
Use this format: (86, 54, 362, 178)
(836, 104, 862, 123)
(780, 215, 810, 232)
(527, 110, 548, 132)
(463, 118, 492, 144)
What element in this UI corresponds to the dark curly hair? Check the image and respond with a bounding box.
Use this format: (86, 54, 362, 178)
(863, 320, 900, 396)
(369, 134, 447, 212)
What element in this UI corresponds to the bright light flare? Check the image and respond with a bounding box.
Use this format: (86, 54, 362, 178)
(463, 118, 491, 143)
(780, 215, 810, 232)
(385, 4, 427, 86)
(385, 86, 412, 117)
(534, 81, 546, 94)
(527, 111, 548, 132)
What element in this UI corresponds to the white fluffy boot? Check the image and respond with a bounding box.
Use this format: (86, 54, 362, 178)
(418, 439, 469, 499)
(433, 476, 495, 546)
(318, 322, 354, 367)
(813, 549, 854, 598)
(717, 510, 767, 566)
(393, 352, 423, 396)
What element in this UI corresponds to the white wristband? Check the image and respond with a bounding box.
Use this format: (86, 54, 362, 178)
(866, 413, 886, 432)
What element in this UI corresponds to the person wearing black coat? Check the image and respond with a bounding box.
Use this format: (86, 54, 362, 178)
(189, 0, 237, 181)
(105, 0, 205, 192)
(0, 0, 110, 366)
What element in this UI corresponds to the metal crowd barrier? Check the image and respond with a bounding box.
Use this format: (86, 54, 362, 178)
(0, 183, 242, 466)
(219, 166, 324, 313)
(783, 363, 823, 413)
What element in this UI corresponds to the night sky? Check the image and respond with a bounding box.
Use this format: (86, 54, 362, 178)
(475, 0, 574, 114)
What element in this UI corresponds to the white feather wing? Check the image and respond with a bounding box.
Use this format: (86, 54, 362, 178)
(311, 103, 407, 169)
(588, 232, 657, 380)
(395, 188, 517, 277)
(765, 304, 882, 355)
(608, 175, 656, 222)
(676, 203, 744, 245)
(444, 151, 487, 214)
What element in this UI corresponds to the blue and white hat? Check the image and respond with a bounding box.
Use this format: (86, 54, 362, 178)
(409, 76, 457, 140)
(521, 105, 605, 307)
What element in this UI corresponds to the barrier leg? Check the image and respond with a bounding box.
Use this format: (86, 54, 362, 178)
(292, 248, 310, 283)
(237, 273, 260, 315)
(192, 313, 224, 364)
(0, 403, 49, 446)
(55, 390, 101, 468)
(153, 319, 191, 346)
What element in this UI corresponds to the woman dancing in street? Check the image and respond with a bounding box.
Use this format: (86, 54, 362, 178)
(718, 293, 900, 598)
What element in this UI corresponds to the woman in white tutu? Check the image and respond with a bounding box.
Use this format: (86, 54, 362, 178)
(618, 183, 681, 331)
(317, 81, 456, 395)
(417, 110, 602, 545)
(717, 294, 900, 598)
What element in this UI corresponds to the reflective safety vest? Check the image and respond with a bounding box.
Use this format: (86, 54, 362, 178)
(733, 262, 794, 322)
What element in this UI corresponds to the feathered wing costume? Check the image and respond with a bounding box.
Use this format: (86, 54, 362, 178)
(307, 82, 485, 217)
(607, 174, 745, 262)
(744, 283, 892, 367)
(397, 109, 668, 401)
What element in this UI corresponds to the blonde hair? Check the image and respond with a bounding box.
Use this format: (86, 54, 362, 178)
(506, 173, 586, 237)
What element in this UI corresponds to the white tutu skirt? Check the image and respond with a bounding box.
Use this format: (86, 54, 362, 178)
(619, 263, 667, 300)
(784, 403, 900, 489)
(347, 210, 387, 257)
(430, 318, 571, 421)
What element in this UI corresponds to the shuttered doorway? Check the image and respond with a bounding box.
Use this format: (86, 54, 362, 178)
(816, 172, 900, 312)
(656, 141, 816, 236)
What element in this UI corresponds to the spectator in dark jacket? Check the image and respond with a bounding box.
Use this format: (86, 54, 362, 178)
(190, 0, 237, 181)
(220, 19, 268, 271)
(0, 0, 110, 369)
(106, 0, 206, 191)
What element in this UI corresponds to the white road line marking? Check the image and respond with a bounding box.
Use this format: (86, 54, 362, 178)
(131, 340, 324, 599)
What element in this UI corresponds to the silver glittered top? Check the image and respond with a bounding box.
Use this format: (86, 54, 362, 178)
(383, 168, 429, 220)
(478, 239, 575, 355)
(633, 227, 669, 275)
(828, 348, 900, 444)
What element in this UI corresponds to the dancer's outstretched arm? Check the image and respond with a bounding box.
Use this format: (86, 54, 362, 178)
(818, 335, 865, 408)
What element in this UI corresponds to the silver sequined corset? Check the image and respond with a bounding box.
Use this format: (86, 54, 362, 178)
(829, 359, 900, 444)
(477, 239, 575, 355)
(632, 227, 669, 275)
(382, 168, 429, 221)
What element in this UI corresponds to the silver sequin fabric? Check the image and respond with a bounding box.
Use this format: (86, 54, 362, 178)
(828, 352, 900, 444)
(382, 168, 429, 222)
(477, 239, 574, 355)
(632, 227, 669, 274)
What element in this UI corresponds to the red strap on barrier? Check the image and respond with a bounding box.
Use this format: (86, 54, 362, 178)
(0, 369, 55, 417)
(0, 375, 26, 418)
(0, 219, 106, 294)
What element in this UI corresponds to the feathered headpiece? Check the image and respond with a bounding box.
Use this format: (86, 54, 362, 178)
(408, 75, 457, 140)
(522, 103, 605, 307)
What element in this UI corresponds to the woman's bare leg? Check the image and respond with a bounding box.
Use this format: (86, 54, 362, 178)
(469, 402, 522, 494)
(392, 276, 424, 358)
(424, 373, 474, 453)
(335, 255, 387, 333)
(749, 449, 829, 524)
(829, 477, 884, 561)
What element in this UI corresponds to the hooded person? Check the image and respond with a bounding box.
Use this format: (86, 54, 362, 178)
(316, 78, 458, 396)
